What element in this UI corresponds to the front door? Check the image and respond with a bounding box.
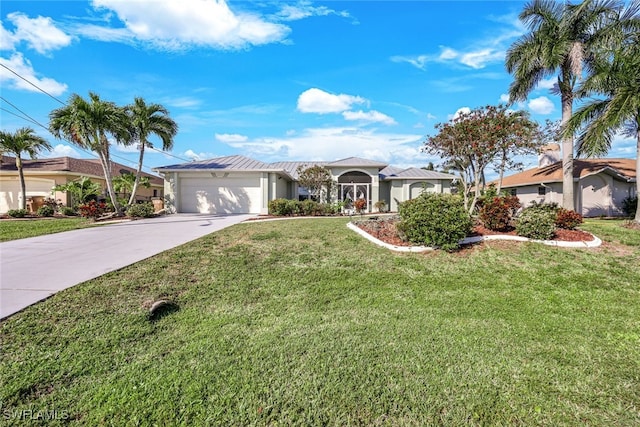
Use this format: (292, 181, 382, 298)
(340, 183, 369, 211)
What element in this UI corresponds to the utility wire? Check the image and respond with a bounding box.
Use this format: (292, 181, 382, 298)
(0, 63, 66, 105)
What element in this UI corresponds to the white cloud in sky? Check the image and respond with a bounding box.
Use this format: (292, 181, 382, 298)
(297, 88, 365, 114)
(536, 76, 557, 90)
(42, 144, 81, 158)
(163, 96, 202, 109)
(0, 52, 68, 95)
(223, 126, 426, 166)
(426, 113, 436, 120)
(215, 133, 248, 143)
(274, 2, 352, 22)
(183, 149, 217, 161)
(528, 96, 554, 115)
(342, 110, 396, 125)
(499, 93, 510, 103)
(85, 0, 290, 50)
(449, 107, 471, 120)
(4, 12, 73, 54)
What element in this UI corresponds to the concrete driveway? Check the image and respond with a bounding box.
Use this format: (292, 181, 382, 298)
(0, 214, 251, 320)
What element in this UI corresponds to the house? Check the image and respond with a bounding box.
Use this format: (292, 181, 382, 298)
(498, 145, 636, 217)
(154, 155, 456, 214)
(0, 156, 164, 213)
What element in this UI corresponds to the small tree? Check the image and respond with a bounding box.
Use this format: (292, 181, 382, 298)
(113, 172, 150, 203)
(423, 104, 541, 214)
(296, 165, 334, 203)
(53, 176, 102, 207)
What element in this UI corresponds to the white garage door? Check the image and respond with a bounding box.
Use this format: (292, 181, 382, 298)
(0, 178, 55, 213)
(179, 176, 261, 214)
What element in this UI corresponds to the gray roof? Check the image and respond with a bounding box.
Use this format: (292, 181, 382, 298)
(380, 166, 456, 180)
(156, 155, 271, 171)
(326, 157, 388, 168)
(267, 161, 328, 180)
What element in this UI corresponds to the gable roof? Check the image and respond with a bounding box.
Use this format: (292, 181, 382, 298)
(498, 158, 636, 188)
(380, 166, 456, 180)
(0, 155, 163, 186)
(325, 157, 388, 168)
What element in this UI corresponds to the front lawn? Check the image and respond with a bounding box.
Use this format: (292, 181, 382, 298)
(1, 218, 638, 425)
(0, 217, 94, 242)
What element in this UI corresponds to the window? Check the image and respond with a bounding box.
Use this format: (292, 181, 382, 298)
(510, 188, 517, 196)
(538, 186, 546, 196)
(153, 189, 158, 197)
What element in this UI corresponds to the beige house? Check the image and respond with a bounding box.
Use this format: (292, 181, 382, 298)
(0, 156, 164, 213)
(155, 155, 455, 214)
(498, 146, 636, 217)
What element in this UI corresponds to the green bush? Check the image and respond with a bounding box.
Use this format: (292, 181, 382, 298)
(622, 196, 637, 218)
(60, 206, 77, 216)
(7, 209, 27, 218)
(301, 199, 319, 216)
(268, 198, 291, 216)
(126, 202, 155, 218)
(516, 208, 556, 240)
(555, 208, 583, 230)
(478, 195, 521, 231)
(37, 205, 55, 217)
(397, 193, 472, 251)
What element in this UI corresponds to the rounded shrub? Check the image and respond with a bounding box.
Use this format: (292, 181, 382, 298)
(7, 209, 27, 218)
(555, 208, 583, 230)
(37, 205, 55, 217)
(268, 198, 291, 216)
(397, 193, 472, 251)
(126, 202, 155, 218)
(516, 208, 556, 240)
(60, 206, 77, 216)
(478, 195, 521, 231)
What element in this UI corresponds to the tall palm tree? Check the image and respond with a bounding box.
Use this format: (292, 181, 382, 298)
(49, 92, 131, 215)
(0, 127, 52, 210)
(564, 35, 640, 223)
(125, 97, 177, 207)
(505, 0, 630, 211)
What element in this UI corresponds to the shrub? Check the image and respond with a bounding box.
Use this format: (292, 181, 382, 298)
(37, 205, 55, 217)
(301, 199, 320, 216)
(555, 208, 583, 230)
(287, 200, 303, 216)
(268, 198, 290, 216)
(397, 193, 472, 251)
(353, 198, 367, 214)
(622, 195, 637, 218)
(516, 207, 556, 240)
(527, 200, 560, 214)
(78, 201, 109, 219)
(478, 195, 521, 231)
(126, 202, 155, 218)
(60, 206, 77, 216)
(7, 209, 27, 218)
(374, 200, 387, 213)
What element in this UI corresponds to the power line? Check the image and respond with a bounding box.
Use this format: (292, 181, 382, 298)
(0, 63, 65, 105)
(0, 107, 41, 128)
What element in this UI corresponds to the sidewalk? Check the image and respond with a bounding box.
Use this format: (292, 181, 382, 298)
(0, 214, 251, 319)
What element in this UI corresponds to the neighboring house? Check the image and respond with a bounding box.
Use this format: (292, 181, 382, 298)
(154, 155, 456, 214)
(0, 156, 164, 213)
(498, 145, 636, 217)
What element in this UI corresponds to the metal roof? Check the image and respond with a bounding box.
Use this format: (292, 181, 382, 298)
(326, 157, 388, 168)
(380, 167, 456, 180)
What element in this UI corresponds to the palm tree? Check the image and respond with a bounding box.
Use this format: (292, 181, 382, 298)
(126, 97, 177, 207)
(564, 35, 640, 223)
(49, 92, 131, 215)
(0, 127, 52, 210)
(505, 0, 631, 211)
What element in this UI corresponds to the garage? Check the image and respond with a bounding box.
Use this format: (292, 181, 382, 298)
(178, 175, 261, 214)
(0, 177, 55, 213)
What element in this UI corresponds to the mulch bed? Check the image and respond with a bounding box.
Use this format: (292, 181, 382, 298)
(355, 218, 595, 247)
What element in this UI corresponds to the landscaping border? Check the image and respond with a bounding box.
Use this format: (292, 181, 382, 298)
(346, 222, 602, 252)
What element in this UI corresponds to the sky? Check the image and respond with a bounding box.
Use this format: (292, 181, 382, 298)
(1, 0, 636, 177)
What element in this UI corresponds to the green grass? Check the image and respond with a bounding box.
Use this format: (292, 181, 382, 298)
(0, 217, 94, 242)
(1, 219, 639, 425)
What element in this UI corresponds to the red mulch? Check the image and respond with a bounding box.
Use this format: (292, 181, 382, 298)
(355, 219, 594, 247)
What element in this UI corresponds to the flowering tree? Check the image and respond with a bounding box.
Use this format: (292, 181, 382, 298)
(296, 165, 334, 203)
(423, 104, 541, 213)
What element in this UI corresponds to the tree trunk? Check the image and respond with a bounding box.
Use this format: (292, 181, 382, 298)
(561, 91, 575, 211)
(635, 130, 640, 224)
(96, 136, 122, 216)
(16, 156, 26, 210)
(128, 143, 145, 207)
(496, 152, 507, 194)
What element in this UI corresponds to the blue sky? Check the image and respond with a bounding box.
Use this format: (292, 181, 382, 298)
(1, 0, 636, 176)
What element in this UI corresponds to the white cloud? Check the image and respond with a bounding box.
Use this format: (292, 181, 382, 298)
(449, 107, 471, 120)
(274, 3, 352, 22)
(42, 144, 81, 158)
(536, 76, 557, 90)
(499, 93, 511, 103)
(85, 0, 290, 50)
(6, 12, 73, 54)
(459, 48, 504, 69)
(215, 133, 248, 143)
(0, 22, 17, 51)
(390, 54, 430, 70)
(164, 96, 202, 109)
(0, 52, 68, 95)
(342, 110, 396, 125)
(297, 88, 365, 114)
(223, 126, 426, 166)
(528, 96, 554, 115)
(426, 113, 436, 120)
(183, 149, 217, 161)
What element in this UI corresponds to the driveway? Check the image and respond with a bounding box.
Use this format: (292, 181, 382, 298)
(0, 214, 251, 320)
